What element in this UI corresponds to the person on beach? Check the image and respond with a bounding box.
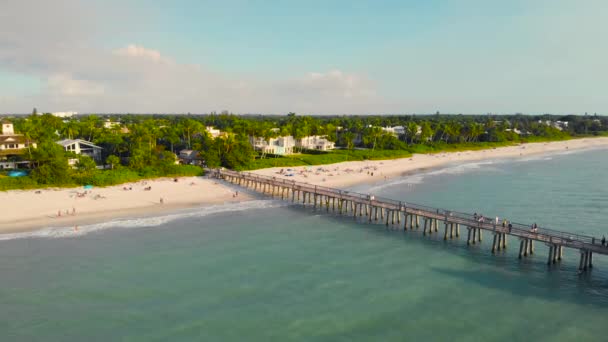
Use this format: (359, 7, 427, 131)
(57, 210, 61, 217)
(72, 207, 76, 215)
(160, 197, 164, 204)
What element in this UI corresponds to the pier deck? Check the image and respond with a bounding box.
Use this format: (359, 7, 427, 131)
(214, 169, 607, 273)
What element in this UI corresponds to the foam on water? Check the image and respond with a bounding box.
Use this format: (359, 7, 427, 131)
(367, 145, 608, 192)
(368, 160, 498, 192)
(0, 200, 286, 241)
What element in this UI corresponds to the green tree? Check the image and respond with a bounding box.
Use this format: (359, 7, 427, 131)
(106, 155, 121, 170)
(30, 141, 71, 184)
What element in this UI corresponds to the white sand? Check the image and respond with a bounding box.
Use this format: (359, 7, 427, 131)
(2, 137, 608, 234)
(251, 137, 608, 188)
(0, 177, 249, 233)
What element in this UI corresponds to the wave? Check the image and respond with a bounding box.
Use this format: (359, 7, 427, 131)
(366, 147, 608, 192)
(367, 160, 498, 192)
(0, 200, 285, 241)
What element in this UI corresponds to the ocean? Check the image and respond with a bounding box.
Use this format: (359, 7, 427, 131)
(1, 148, 608, 341)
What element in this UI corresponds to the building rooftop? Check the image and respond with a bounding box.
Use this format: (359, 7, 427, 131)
(56, 139, 102, 149)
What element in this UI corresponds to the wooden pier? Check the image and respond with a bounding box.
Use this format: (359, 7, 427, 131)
(213, 169, 607, 274)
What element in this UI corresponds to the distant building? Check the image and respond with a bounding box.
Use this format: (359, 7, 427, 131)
(505, 128, 522, 135)
(538, 120, 568, 131)
(103, 119, 121, 129)
(56, 139, 103, 162)
(50, 111, 77, 118)
(296, 135, 335, 151)
(206, 126, 222, 138)
(382, 126, 407, 137)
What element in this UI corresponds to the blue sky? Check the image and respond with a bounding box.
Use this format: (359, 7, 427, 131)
(1, 0, 607, 114)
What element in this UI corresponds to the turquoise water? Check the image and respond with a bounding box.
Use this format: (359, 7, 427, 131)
(1, 149, 608, 341)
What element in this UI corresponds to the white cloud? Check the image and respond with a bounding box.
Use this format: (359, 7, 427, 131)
(113, 45, 169, 64)
(47, 74, 105, 97)
(0, 1, 380, 114)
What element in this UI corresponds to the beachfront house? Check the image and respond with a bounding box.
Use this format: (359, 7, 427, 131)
(296, 135, 335, 151)
(250, 135, 296, 155)
(56, 139, 103, 162)
(538, 120, 569, 131)
(178, 149, 202, 165)
(0, 120, 37, 169)
(103, 119, 121, 129)
(206, 126, 222, 138)
(381, 126, 406, 137)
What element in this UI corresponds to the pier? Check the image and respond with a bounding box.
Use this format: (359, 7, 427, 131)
(213, 169, 607, 274)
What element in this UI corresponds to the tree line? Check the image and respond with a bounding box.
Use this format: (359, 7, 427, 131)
(1, 112, 606, 189)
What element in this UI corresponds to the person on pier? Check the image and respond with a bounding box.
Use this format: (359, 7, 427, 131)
(602, 235, 606, 246)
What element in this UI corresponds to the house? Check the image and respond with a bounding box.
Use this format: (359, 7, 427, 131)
(1, 120, 37, 151)
(56, 139, 103, 162)
(178, 149, 202, 165)
(296, 135, 335, 151)
(103, 119, 121, 129)
(250, 135, 296, 155)
(382, 126, 407, 137)
(505, 128, 522, 135)
(0, 120, 37, 169)
(206, 126, 222, 138)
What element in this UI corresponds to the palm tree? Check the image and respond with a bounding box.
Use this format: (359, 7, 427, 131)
(20, 119, 35, 161)
(61, 120, 79, 139)
(406, 122, 419, 144)
(179, 119, 202, 149)
(343, 131, 355, 150)
(362, 126, 382, 151)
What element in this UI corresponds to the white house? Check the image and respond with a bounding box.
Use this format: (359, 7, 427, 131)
(206, 126, 222, 138)
(382, 126, 407, 136)
(103, 119, 121, 129)
(296, 135, 335, 151)
(56, 139, 103, 162)
(250, 135, 296, 155)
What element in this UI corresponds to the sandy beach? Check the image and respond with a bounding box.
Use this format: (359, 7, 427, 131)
(2, 137, 608, 235)
(0, 177, 249, 233)
(251, 137, 608, 188)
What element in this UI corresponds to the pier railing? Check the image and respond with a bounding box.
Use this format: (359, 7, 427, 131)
(216, 169, 600, 248)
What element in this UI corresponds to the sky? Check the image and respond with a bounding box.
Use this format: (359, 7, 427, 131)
(1, 0, 607, 115)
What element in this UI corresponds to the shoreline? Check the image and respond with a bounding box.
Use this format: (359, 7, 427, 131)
(0, 176, 252, 234)
(2, 137, 608, 236)
(250, 137, 608, 188)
